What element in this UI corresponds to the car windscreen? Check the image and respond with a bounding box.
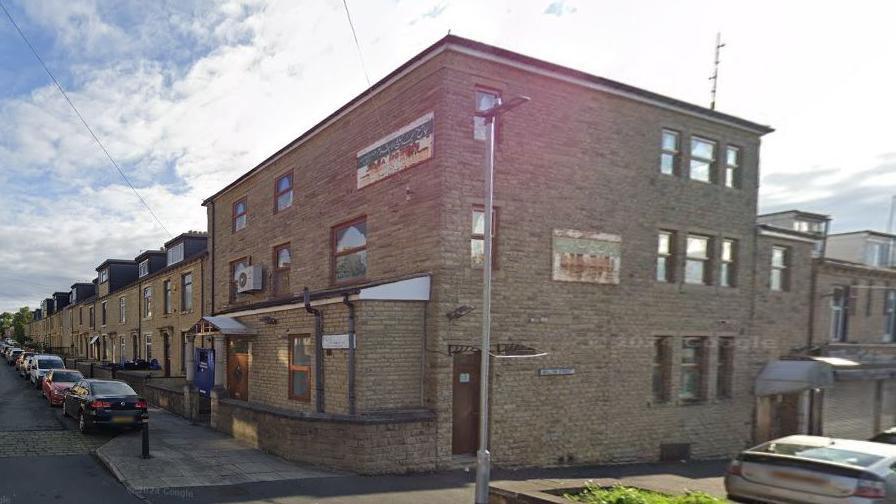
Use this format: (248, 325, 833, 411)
(38, 359, 64, 369)
(753, 441, 884, 468)
(51, 371, 82, 382)
(90, 382, 136, 396)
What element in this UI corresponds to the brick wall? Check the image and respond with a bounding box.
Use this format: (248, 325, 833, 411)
(214, 398, 437, 474)
(813, 260, 896, 347)
(201, 42, 779, 468)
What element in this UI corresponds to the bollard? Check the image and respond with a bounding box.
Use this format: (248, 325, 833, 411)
(141, 417, 150, 459)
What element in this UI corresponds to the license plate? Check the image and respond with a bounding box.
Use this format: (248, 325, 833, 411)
(112, 416, 134, 424)
(771, 470, 827, 485)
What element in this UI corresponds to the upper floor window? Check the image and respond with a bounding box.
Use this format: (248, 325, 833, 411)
(119, 297, 126, 324)
(770, 246, 790, 291)
(333, 218, 367, 283)
(685, 234, 711, 285)
(167, 243, 184, 266)
(138, 260, 150, 277)
(163, 280, 173, 314)
(181, 273, 193, 312)
(724, 146, 740, 188)
(99, 269, 109, 283)
(143, 287, 153, 319)
(70, 288, 77, 303)
(720, 239, 737, 287)
(272, 243, 292, 298)
(474, 89, 501, 141)
(831, 286, 849, 342)
(689, 137, 716, 183)
(866, 241, 891, 268)
(656, 231, 676, 282)
(101, 301, 107, 326)
(660, 130, 680, 176)
(471, 207, 497, 267)
(89, 306, 95, 328)
(233, 198, 247, 232)
(885, 290, 896, 343)
(275, 173, 293, 212)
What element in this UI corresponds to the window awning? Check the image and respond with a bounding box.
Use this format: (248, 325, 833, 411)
(192, 316, 254, 336)
(755, 359, 838, 396)
(88, 335, 100, 345)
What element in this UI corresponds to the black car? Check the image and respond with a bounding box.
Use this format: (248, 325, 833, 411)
(62, 379, 147, 434)
(870, 427, 896, 445)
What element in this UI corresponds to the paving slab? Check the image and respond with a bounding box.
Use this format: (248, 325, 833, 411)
(95, 407, 339, 493)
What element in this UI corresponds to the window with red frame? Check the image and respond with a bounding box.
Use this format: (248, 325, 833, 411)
(288, 334, 312, 402)
(333, 218, 367, 283)
(272, 243, 291, 298)
(275, 173, 293, 212)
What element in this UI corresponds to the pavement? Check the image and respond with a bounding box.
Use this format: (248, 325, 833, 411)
(96, 407, 336, 493)
(0, 358, 729, 503)
(0, 359, 142, 504)
(97, 406, 727, 503)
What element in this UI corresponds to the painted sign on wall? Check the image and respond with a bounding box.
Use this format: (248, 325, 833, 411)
(356, 112, 434, 189)
(552, 229, 621, 284)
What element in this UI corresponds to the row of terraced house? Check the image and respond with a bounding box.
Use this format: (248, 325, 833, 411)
(24, 35, 896, 473)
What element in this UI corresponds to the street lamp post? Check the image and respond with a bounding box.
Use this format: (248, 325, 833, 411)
(474, 95, 530, 504)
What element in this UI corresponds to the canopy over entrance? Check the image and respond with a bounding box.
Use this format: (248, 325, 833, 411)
(191, 316, 254, 336)
(754, 357, 859, 396)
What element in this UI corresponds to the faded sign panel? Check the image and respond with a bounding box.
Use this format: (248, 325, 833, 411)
(552, 229, 621, 284)
(356, 112, 434, 189)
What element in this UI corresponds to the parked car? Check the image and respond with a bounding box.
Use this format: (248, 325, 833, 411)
(6, 348, 23, 365)
(870, 428, 896, 445)
(16, 353, 35, 377)
(29, 354, 65, 388)
(725, 435, 896, 503)
(42, 369, 84, 406)
(62, 379, 147, 434)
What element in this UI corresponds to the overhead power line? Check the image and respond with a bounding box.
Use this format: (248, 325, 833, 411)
(0, 1, 173, 237)
(341, 0, 372, 87)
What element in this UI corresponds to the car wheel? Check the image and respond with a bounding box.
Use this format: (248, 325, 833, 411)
(78, 411, 91, 434)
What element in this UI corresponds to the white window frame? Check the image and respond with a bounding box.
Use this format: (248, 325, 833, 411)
(770, 246, 789, 291)
(118, 297, 126, 323)
(831, 286, 848, 342)
(660, 129, 680, 176)
(138, 260, 150, 277)
(685, 234, 711, 285)
(689, 137, 716, 183)
(143, 287, 153, 319)
(99, 269, 109, 283)
(166, 243, 185, 266)
(144, 333, 152, 360)
(724, 145, 740, 188)
(720, 239, 736, 287)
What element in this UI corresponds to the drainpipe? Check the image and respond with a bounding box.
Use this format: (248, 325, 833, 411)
(304, 287, 325, 413)
(209, 202, 216, 315)
(342, 294, 357, 416)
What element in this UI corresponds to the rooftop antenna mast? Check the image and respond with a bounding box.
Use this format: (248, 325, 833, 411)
(709, 32, 725, 110)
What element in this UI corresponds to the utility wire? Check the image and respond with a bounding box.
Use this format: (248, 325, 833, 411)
(0, 1, 173, 237)
(341, 0, 371, 86)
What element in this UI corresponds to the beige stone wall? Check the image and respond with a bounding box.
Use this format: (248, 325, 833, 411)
(813, 261, 896, 346)
(201, 45, 778, 468)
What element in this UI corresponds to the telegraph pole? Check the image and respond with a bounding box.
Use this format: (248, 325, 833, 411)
(709, 32, 725, 110)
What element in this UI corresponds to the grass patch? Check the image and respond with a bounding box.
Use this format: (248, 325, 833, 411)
(565, 483, 727, 504)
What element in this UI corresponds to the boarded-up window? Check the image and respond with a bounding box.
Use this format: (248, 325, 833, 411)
(552, 229, 621, 284)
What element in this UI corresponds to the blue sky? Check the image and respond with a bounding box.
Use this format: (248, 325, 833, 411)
(2, 0, 896, 312)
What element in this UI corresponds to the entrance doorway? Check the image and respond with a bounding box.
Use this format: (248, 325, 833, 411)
(452, 352, 481, 455)
(227, 339, 249, 401)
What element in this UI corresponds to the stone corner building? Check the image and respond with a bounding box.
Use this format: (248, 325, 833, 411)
(195, 34, 776, 473)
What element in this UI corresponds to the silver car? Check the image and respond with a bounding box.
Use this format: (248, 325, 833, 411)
(726, 435, 896, 503)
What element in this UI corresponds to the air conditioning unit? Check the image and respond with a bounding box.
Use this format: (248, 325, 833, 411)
(235, 264, 263, 293)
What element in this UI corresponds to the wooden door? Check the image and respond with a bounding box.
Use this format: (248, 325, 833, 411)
(227, 351, 249, 401)
(452, 352, 481, 455)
